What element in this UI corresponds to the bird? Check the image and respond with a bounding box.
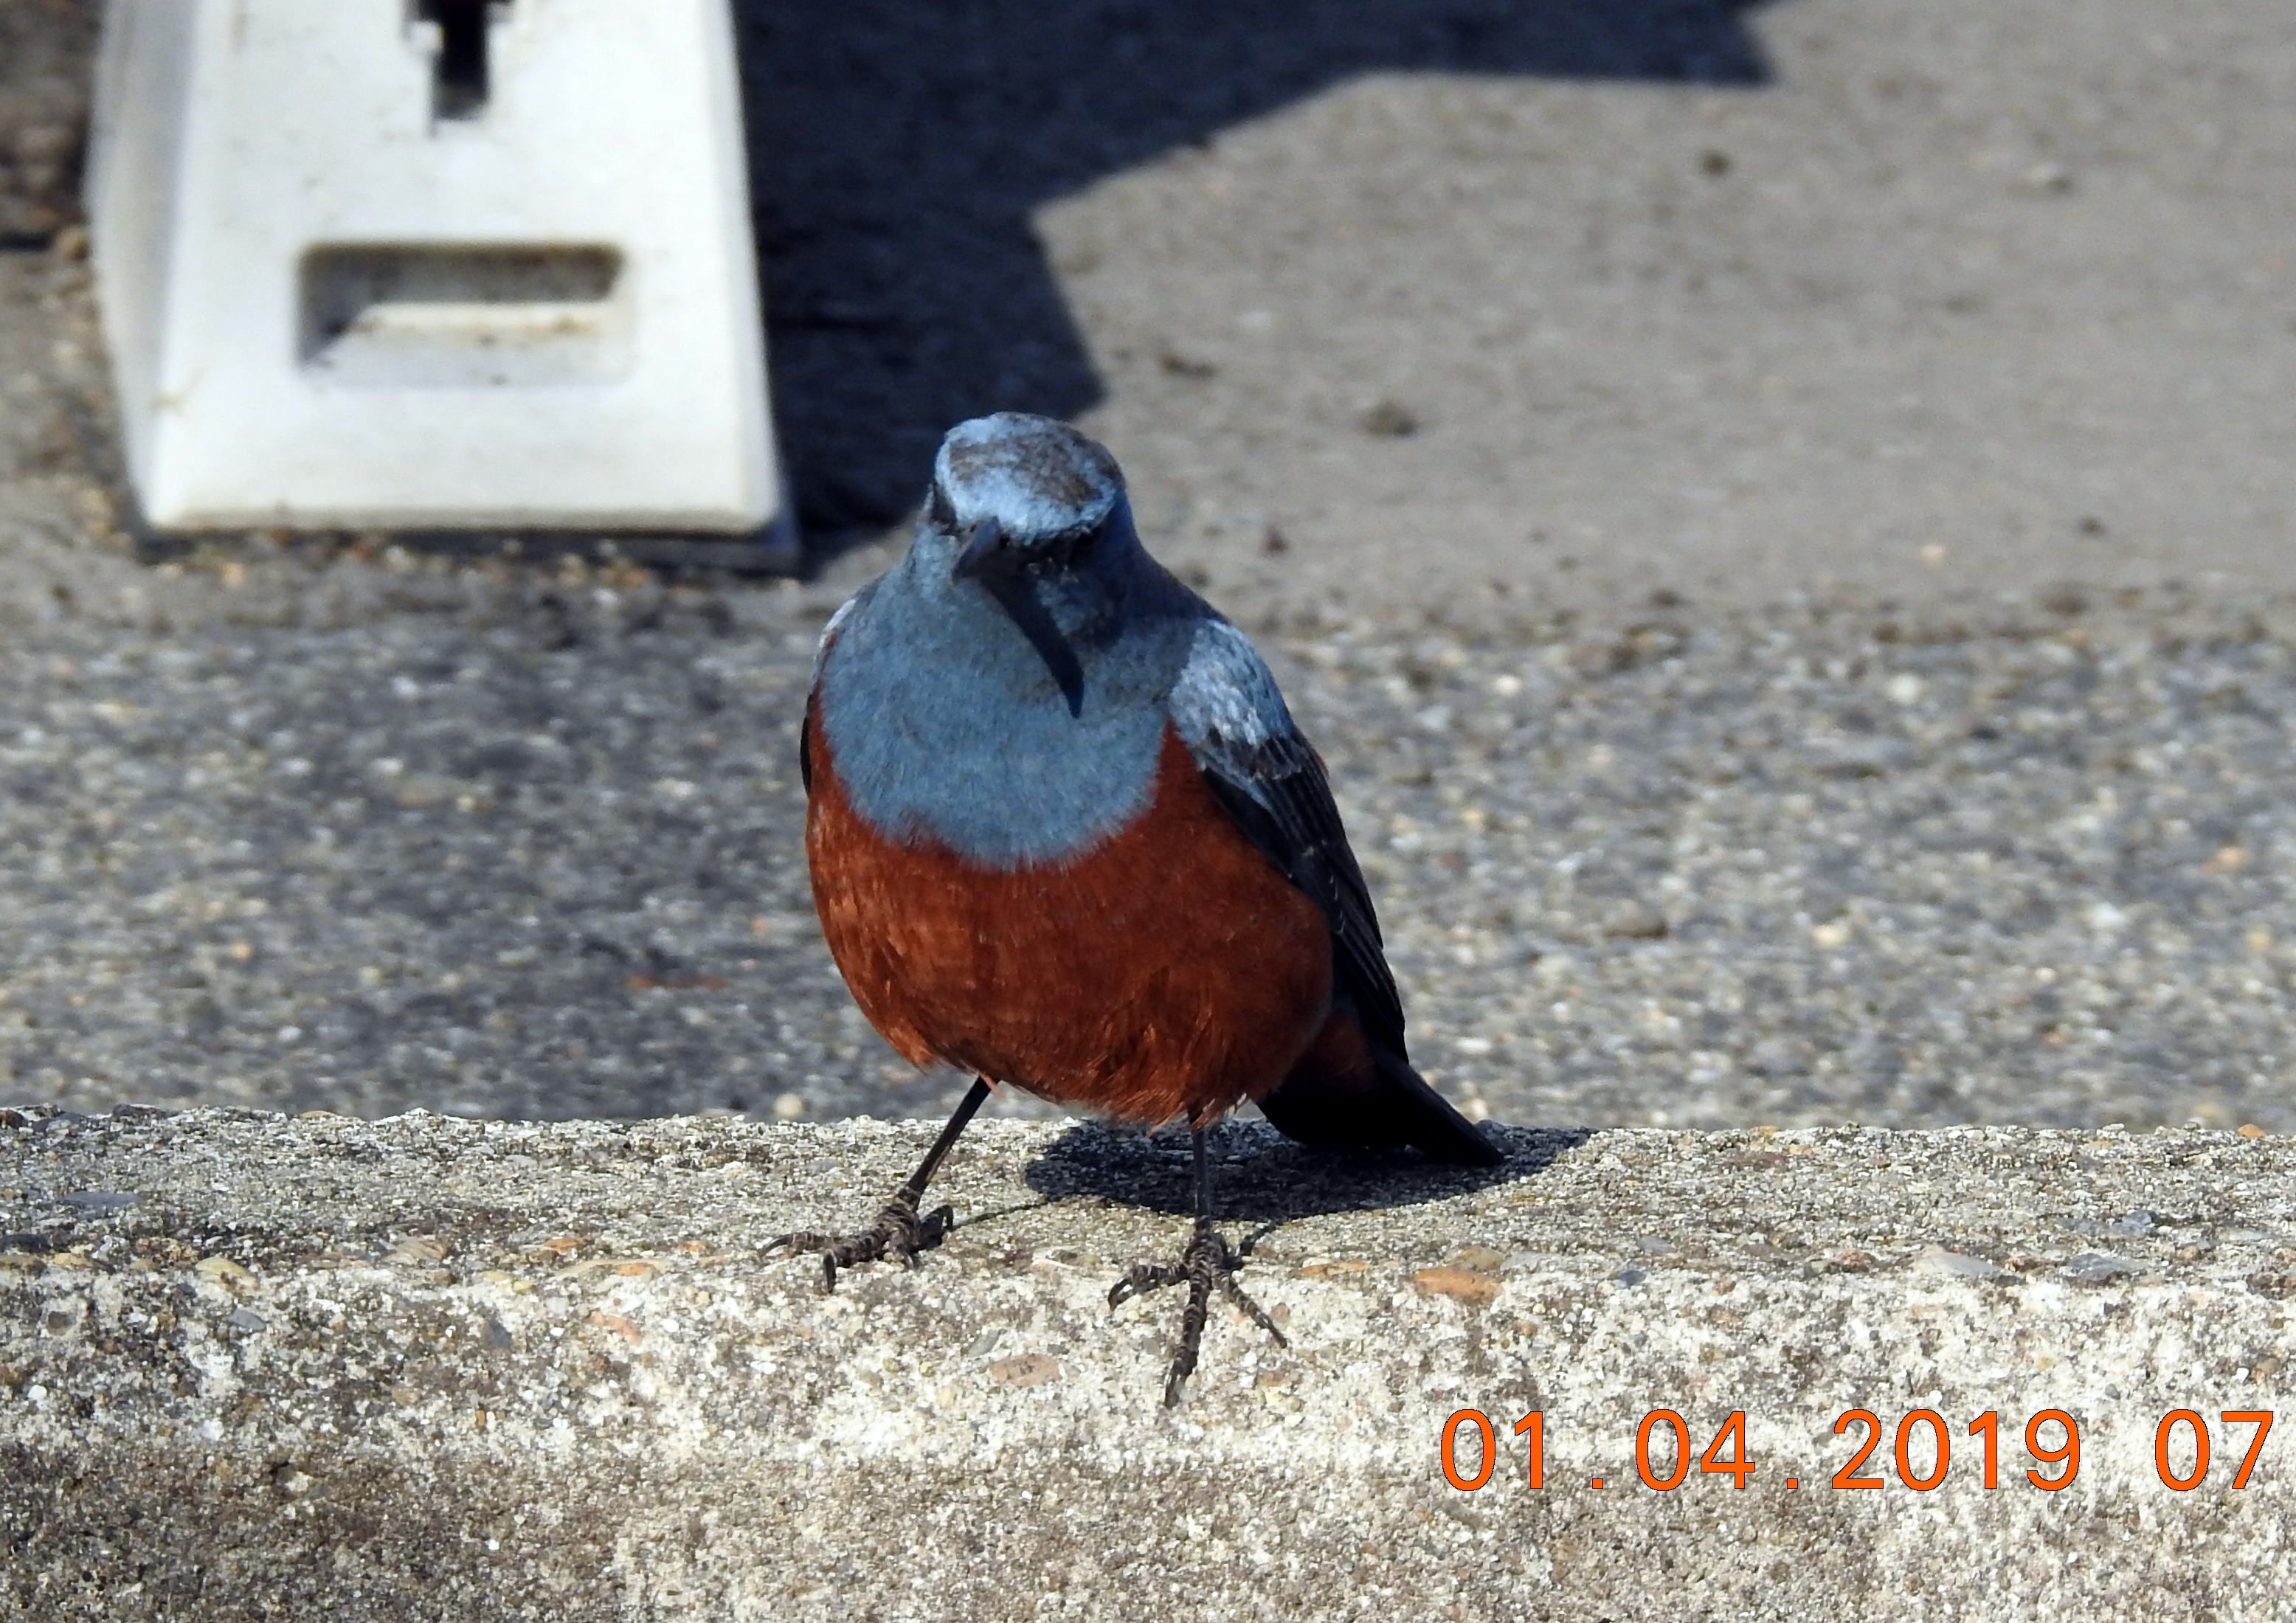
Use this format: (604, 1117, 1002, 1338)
(775, 412, 1501, 1405)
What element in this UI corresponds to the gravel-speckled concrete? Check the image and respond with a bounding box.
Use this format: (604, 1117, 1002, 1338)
(3, 1, 2295, 1138)
(5, 1107, 2296, 1619)
(5, 575, 2296, 1135)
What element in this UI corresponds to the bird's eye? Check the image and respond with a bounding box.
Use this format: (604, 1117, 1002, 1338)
(1054, 519, 1105, 567)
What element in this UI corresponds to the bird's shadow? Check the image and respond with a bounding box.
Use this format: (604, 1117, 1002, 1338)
(1022, 1118, 1587, 1227)
(735, 0, 1782, 551)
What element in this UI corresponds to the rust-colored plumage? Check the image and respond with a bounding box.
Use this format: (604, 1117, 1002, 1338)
(806, 709, 1337, 1127)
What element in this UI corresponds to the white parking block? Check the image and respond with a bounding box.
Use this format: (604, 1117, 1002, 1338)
(86, 0, 785, 540)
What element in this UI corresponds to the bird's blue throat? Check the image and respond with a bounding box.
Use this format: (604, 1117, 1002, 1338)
(817, 543, 1200, 870)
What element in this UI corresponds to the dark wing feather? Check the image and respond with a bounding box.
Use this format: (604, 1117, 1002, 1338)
(1171, 616, 1498, 1165)
(801, 585, 871, 802)
(1197, 730, 1406, 1057)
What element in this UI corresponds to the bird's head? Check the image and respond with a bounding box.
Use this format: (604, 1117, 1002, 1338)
(902, 414, 1154, 714)
(924, 413, 1135, 589)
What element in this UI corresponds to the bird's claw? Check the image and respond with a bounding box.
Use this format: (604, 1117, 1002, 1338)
(768, 1191, 956, 1292)
(1108, 1219, 1287, 1407)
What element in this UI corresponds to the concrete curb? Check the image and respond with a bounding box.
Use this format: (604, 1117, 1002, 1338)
(4, 1107, 2294, 1619)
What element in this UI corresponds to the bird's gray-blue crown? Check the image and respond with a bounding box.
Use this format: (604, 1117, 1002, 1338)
(930, 413, 1126, 579)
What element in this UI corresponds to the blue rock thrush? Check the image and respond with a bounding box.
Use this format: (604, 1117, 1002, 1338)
(775, 412, 1501, 1403)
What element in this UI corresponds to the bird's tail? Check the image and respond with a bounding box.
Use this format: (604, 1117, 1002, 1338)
(1256, 1012, 1502, 1166)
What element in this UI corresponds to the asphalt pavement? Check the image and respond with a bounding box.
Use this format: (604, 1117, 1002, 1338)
(1, 0, 2292, 1131)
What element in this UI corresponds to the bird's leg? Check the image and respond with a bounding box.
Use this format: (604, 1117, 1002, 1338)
(1107, 1127, 1288, 1406)
(769, 1076, 991, 1291)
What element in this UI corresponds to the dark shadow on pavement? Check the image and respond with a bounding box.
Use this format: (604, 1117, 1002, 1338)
(736, 0, 1780, 553)
(1023, 1118, 1590, 1224)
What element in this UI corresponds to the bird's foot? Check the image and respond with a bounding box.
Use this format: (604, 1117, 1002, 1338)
(768, 1190, 955, 1292)
(1108, 1218, 1287, 1407)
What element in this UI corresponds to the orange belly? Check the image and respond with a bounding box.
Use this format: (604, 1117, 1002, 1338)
(806, 718, 1335, 1126)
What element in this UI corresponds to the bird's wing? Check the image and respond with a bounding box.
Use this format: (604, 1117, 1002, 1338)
(801, 584, 874, 795)
(1167, 617, 1407, 1056)
(811, 584, 870, 682)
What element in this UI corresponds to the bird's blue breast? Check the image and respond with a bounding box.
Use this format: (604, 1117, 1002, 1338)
(816, 569, 1194, 870)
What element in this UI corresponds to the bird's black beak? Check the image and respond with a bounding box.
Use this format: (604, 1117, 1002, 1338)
(952, 516, 1006, 581)
(948, 512, 1084, 715)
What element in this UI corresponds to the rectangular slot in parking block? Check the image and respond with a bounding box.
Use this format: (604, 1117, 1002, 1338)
(300, 243, 631, 387)
(415, 0, 504, 121)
